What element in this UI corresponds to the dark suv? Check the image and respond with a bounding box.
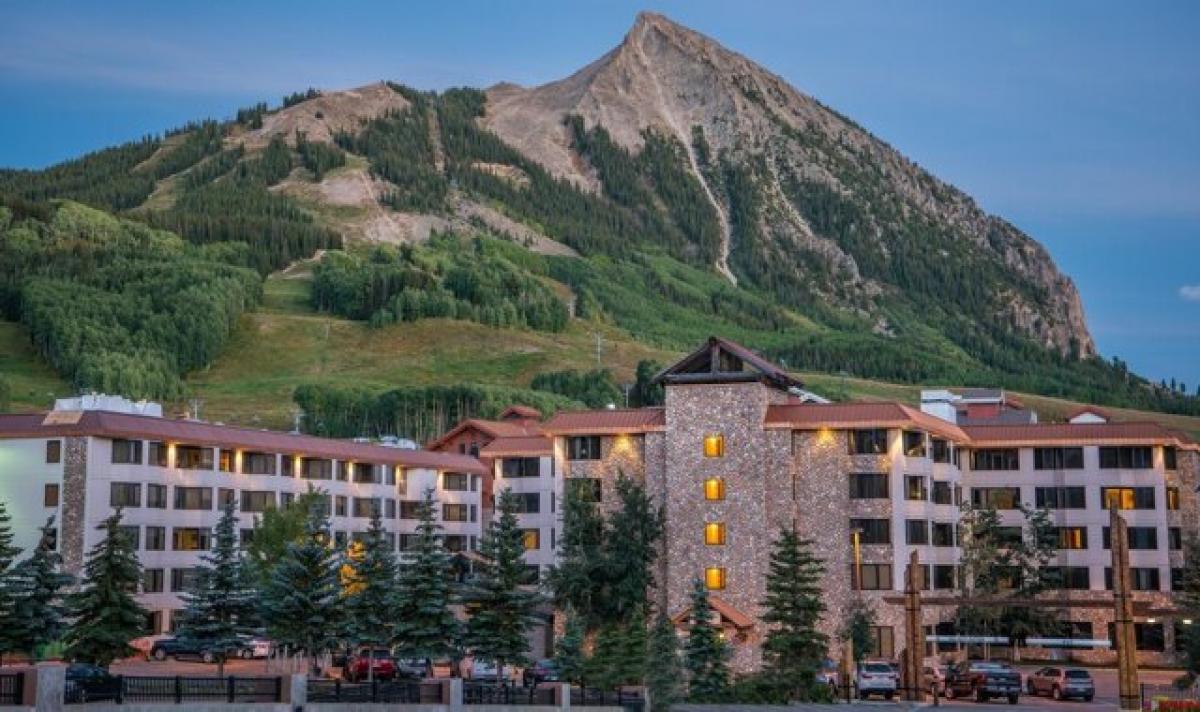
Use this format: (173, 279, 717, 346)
(944, 661, 1021, 704)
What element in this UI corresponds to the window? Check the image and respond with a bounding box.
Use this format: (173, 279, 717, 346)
(1035, 486, 1086, 509)
(243, 451, 276, 475)
(443, 535, 467, 553)
(1170, 527, 1183, 550)
(1125, 623, 1166, 652)
(849, 473, 888, 499)
(932, 565, 956, 589)
(1174, 568, 1185, 591)
(1099, 446, 1153, 469)
(568, 436, 602, 460)
(240, 491, 275, 513)
(218, 449, 235, 473)
(385, 499, 396, 519)
(443, 504, 468, 522)
(1048, 567, 1091, 590)
(868, 627, 895, 659)
(997, 527, 1024, 547)
(567, 478, 602, 503)
(703, 434, 725, 458)
(1034, 447, 1084, 470)
(1103, 526, 1158, 550)
(971, 449, 1019, 471)
(280, 493, 294, 509)
(521, 565, 540, 585)
(1105, 567, 1162, 591)
(1102, 487, 1155, 510)
(399, 501, 420, 519)
(240, 529, 255, 547)
(1165, 446, 1178, 471)
(931, 481, 952, 505)
(510, 493, 540, 514)
(172, 528, 211, 551)
(176, 445, 214, 470)
(174, 486, 212, 510)
(849, 429, 888, 455)
(1167, 487, 1180, 511)
(350, 462, 376, 484)
(300, 457, 332, 480)
(851, 519, 890, 545)
(145, 526, 165, 551)
(111, 439, 143, 464)
(143, 568, 164, 593)
(932, 523, 955, 547)
(857, 564, 892, 590)
(170, 568, 200, 593)
(905, 519, 928, 545)
(399, 534, 418, 551)
(932, 439, 950, 463)
(704, 522, 726, 546)
(443, 473, 470, 491)
(43, 527, 58, 551)
(119, 525, 140, 549)
(1057, 527, 1088, 550)
(704, 567, 726, 590)
(110, 482, 141, 508)
(971, 487, 1021, 509)
(218, 488, 235, 508)
(148, 442, 168, 467)
(903, 431, 926, 458)
(502, 458, 540, 478)
(281, 455, 295, 476)
(905, 476, 928, 501)
(704, 478, 725, 501)
(43, 484, 59, 507)
(44, 439, 62, 464)
(522, 529, 541, 551)
(353, 497, 381, 518)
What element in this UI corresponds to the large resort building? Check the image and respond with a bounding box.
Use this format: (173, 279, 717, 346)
(0, 337, 1197, 670)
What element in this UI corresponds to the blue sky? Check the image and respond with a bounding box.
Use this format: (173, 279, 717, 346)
(2, 0, 1197, 388)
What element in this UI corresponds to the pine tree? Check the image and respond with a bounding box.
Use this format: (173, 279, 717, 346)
(645, 612, 682, 712)
(462, 488, 542, 686)
(393, 489, 459, 674)
(838, 597, 876, 667)
(547, 480, 607, 628)
(682, 578, 729, 702)
(259, 495, 341, 675)
(759, 527, 828, 699)
(9, 516, 72, 659)
(1176, 536, 1200, 682)
(604, 477, 664, 622)
(343, 510, 398, 681)
(0, 501, 24, 664)
(174, 502, 257, 675)
(553, 609, 586, 685)
(64, 510, 147, 666)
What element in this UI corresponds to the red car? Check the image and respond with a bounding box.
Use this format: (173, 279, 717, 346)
(344, 647, 397, 682)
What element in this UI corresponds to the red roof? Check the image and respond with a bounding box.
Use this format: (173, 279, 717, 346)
(541, 408, 666, 435)
(425, 417, 540, 451)
(0, 411, 485, 473)
(480, 436, 553, 457)
(765, 402, 969, 442)
(1066, 405, 1112, 421)
(500, 405, 542, 420)
(963, 421, 1187, 446)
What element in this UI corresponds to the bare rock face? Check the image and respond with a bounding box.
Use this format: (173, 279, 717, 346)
(238, 82, 408, 149)
(482, 12, 1094, 357)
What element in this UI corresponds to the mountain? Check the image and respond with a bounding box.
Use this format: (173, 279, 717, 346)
(2, 13, 1196, 419)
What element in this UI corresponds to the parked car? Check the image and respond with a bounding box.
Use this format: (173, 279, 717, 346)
(468, 659, 514, 682)
(344, 647, 397, 682)
(922, 659, 947, 694)
(855, 661, 898, 700)
(816, 658, 839, 693)
(944, 661, 1021, 704)
(64, 664, 120, 703)
(149, 636, 245, 663)
(236, 635, 272, 659)
(395, 658, 431, 679)
(523, 659, 559, 687)
(1026, 667, 1095, 701)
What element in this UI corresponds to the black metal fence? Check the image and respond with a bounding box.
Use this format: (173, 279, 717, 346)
(307, 678, 436, 704)
(571, 686, 644, 712)
(0, 673, 23, 706)
(464, 681, 556, 705)
(63, 676, 282, 705)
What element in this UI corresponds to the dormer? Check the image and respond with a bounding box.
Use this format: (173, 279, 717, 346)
(1067, 405, 1111, 424)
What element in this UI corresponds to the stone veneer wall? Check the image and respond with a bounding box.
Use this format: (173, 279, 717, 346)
(60, 436, 88, 575)
(564, 433, 648, 510)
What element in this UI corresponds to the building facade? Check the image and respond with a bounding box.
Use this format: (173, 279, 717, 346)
(0, 395, 486, 634)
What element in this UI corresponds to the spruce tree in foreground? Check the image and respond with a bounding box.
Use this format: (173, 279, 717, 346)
(839, 596, 876, 668)
(462, 488, 542, 686)
(260, 496, 340, 674)
(0, 501, 24, 664)
(1176, 536, 1200, 683)
(553, 609, 586, 685)
(175, 502, 257, 675)
(9, 516, 72, 660)
(683, 578, 729, 702)
(65, 510, 147, 666)
(759, 527, 828, 699)
(646, 612, 682, 712)
(393, 489, 459, 675)
(343, 510, 398, 681)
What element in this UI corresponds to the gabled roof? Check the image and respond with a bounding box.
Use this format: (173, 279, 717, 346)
(764, 402, 969, 442)
(480, 435, 553, 457)
(1066, 405, 1112, 421)
(425, 417, 540, 451)
(671, 596, 755, 630)
(541, 408, 666, 435)
(963, 421, 1190, 447)
(0, 411, 485, 473)
(652, 336, 803, 393)
(500, 405, 542, 420)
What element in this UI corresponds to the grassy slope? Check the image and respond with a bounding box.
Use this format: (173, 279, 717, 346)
(2, 272, 1198, 439)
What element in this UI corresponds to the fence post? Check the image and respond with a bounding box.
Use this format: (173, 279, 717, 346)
(227, 675, 235, 703)
(448, 677, 463, 712)
(372, 678, 378, 703)
(284, 673, 306, 706)
(174, 675, 182, 704)
(34, 662, 66, 712)
(116, 674, 124, 705)
(558, 682, 571, 712)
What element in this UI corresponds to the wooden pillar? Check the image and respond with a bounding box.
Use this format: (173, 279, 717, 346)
(903, 550, 925, 701)
(1111, 506, 1140, 711)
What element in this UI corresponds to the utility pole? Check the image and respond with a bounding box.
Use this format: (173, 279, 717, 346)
(903, 550, 925, 701)
(1111, 505, 1140, 711)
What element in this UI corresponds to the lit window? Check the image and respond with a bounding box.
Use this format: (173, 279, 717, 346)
(704, 567, 726, 590)
(522, 529, 541, 551)
(704, 523, 726, 546)
(1167, 487, 1180, 511)
(703, 434, 725, 458)
(704, 478, 725, 501)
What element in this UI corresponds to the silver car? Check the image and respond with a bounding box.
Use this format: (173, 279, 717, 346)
(1026, 667, 1095, 702)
